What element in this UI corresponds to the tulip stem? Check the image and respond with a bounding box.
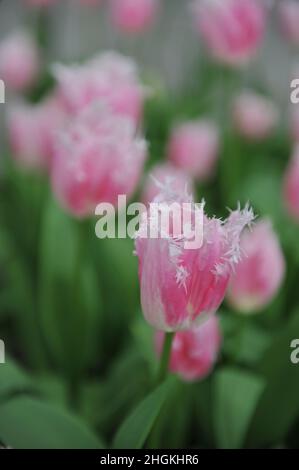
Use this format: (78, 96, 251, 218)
(157, 332, 175, 384)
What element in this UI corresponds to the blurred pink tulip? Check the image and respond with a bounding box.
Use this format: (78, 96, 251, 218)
(51, 103, 147, 218)
(0, 31, 39, 92)
(52, 52, 146, 122)
(168, 120, 219, 181)
(155, 315, 222, 381)
(7, 95, 66, 171)
(135, 187, 254, 331)
(227, 220, 285, 313)
(110, 0, 159, 34)
(283, 146, 299, 222)
(142, 163, 193, 205)
(279, 0, 299, 47)
(232, 91, 278, 140)
(192, 0, 266, 66)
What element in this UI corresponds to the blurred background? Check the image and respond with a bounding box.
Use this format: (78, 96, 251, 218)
(0, 0, 298, 450)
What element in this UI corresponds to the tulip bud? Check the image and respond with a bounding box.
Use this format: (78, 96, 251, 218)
(51, 103, 147, 218)
(142, 163, 193, 206)
(0, 31, 39, 92)
(7, 95, 66, 171)
(232, 91, 278, 141)
(155, 315, 222, 381)
(135, 187, 254, 331)
(283, 146, 299, 222)
(167, 120, 219, 181)
(192, 0, 266, 66)
(227, 220, 285, 313)
(110, 0, 159, 34)
(279, 0, 299, 47)
(52, 52, 146, 123)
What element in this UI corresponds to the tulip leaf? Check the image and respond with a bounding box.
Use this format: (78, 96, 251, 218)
(246, 311, 299, 448)
(0, 397, 103, 449)
(0, 359, 34, 400)
(113, 376, 176, 449)
(213, 367, 265, 449)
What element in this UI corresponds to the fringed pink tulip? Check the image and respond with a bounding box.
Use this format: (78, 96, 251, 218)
(168, 120, 219, 181)
(0, 31, 39, 92)
(232, 91, 278, 140)
(227, 220, 285, 313)
(135, 188, 254, 331)
(155, 315, 222, 381)
(51, 103, 147, 218)
(7, 95, 66, 171)
(279, 0, 299, 47)
(110, 0, 159, 34)
(142, 163, 193, 205)
(283, 146, 299, 221)
(52, 52, 146, 122)
(192, 0, 266, 66)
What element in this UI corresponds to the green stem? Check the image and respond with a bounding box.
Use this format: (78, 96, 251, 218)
(157, 332, 175, 384)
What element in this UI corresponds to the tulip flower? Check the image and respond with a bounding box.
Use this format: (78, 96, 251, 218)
(110, 0, 159, 34)
(167, 120, 219, 181)
(283, 146, 299, 222)
(227, 220, 285, 313)
(279, 0, 299, 47)
(192, 0, 266, 66)
(232, 91, 278, 141)
(155, 315, 222, 381)
(0, 31, 39, 92)
(7, 95, 66, 171)
(135, 187, 254, 331)
(51, 103, 147, 218)
(142, 163, 193, 205)
(52, 51, 146, 122)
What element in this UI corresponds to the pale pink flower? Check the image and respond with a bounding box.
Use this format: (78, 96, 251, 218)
(192, 0, 266, 66)
(0, 31, 39, 92)
(142, 163, 193, 206)
(155, 315, 222, 381)
(110, 0, 159, 34)
(52, 52, 146, 122)
(168, 120, 219, 181)
(279, 0, 299, 47)
(7, 95, 66, 171)
(135, 187, 254, 331)
(232, 91, 278, 140)
(227, 220, 285, 313)
(283, 146, 299, 222)
(51, 103, 147, 218)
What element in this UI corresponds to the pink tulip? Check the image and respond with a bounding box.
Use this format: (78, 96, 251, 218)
(110, 0, 158, 34)
(227, 220, 285, 313)
(279, 0, 299, 47)
(135, 187, 254, 331)
(52, 52, 146, 122)
(142, 163, 193, 206)
(283, 146, 299, 222)
(232, 91, 278, 140)
(7, 95, 66, 171)
(168, 120, 219, 181)
(155, 315, 222, 381)
(192, 0, 266, 66)
(0, 31, 39, 92)
(51, 103, 147, 218)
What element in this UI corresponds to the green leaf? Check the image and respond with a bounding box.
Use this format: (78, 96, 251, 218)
(113, 377, 176, 449)
(246, 312, 299, 448)
(0, 360, 33, 400)
(213, 367, 265, 449)
(0, 397, 103, 449)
